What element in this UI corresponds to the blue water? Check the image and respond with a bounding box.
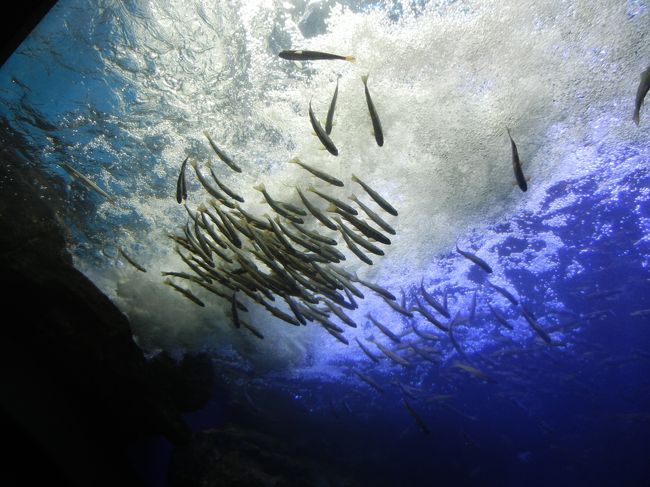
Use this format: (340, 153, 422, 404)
(2, 1, 650, 485)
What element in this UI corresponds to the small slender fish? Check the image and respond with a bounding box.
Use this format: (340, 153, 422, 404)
(325, 78, 339, 135)
(413, 295, 449, 332)
(367, 313, 401, 343)
(488, 303, 514, 330)
(452, 361, 496, 383)
(164, 279, 205, 307)
(506, 127, 527, 192)
(371, 338, 410, 366)
(289, 157, 343, 186)
(355, 337, 380, 363)
(456, 244, 493, 274)
(118, 247, 147, 272)
(358, 279, 396, 301)
(231, 292, 241, 328)
(176, 155, 189, 203)
(340, 227, 373, 265)
(419, 279, 450, 318)
(411, 322, 442, 341)
(351, 174, 396, 216)
(448, 312, 467, 359)
(520, 305, 553, 345)
(309, 100, 338, 156)
(309, 186, 358, 215)
(279, 50, 355, 62)
(208, 162, 244, 202)
(240, 320, 264, 340)
(60, 163, 115, 204)
(326, 326, 349, 345)
(402, 398, 430, 434)
(486, 281, 519, 306)
(633, 65, 650, 126)
(350, 194, 396, 235)
(361, 74, 383, 147)
(353, 370, 384, 394)
(254, 183, 303, 223)
(204, 131, 242, 172)
(296, 187, 338, 230)
(381, 293, 413, 317)
(334, 216, 385, 256)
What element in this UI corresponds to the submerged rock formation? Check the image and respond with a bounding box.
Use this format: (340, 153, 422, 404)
(0, 126, 212, 486)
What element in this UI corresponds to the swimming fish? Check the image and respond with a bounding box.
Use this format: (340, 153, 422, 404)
(353, 370, 384, 394)
(254, 183, 304, 223)
(289, 157, 343, 186)
(118, 247, 146, 272)
(328, 205, 391, 244)
(355, 337, 380, 363)
(333, 216, 385, 256)
(309, 100, 339, 156)
(419, 279, 450, 318)
(486, 280, 519, 306)
(296, 187, 338, 230)
(325, 78, 339, 135)
(350, 194, 396, 235)
(60, 163, 115, 204)
(456, 244, 493, 273)
(520, 305, 553, 345)
(164, 279, 205, 307)
(402, 398, 430, 434)
(633, 65, 650, 126)
(358, 279, 396, 301)
(488, 303, 514, 330)
(240, 320, 264, 340)
(351, 174, 396, 216)
(231, 292, 242, 328)
(176, 155, 189, 203)
(367, 313, 401, 343)
(506, 127, 527, 192)
(309, 186, 358, 215)
(278, 50, 355, 62)
(361, 74, 383, 147)
(204, 131, 242, 172)
(339, 227, 373, 265)
(452, 361, 496, 383)
(208, 162, 244, 202)
(412, 295, 449, 332)
(370, 338, 410, 366)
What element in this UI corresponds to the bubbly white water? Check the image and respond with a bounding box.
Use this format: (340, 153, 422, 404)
(3, 0, 649, 375)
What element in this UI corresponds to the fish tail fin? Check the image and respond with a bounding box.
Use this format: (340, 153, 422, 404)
(345, 55, 356, 63)
(197, 203, 207, 212)
(307, 185, 316, 193)
(633, 111, 640, 126)
(203, 131, 211, 139)
(326, 203, 337, 212)
(351, 174, 359, 182)
(361, 74, 368, 85)
(253, 183, 265, 192)
(189, 159, 198, 168)
(289, 157, 300, 164)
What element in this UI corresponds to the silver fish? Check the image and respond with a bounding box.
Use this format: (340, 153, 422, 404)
(176, 155, 189, 203)
(204, 131, 242, 172)
(351, 174, 396, 215)
(118, 247, 146, 272)
(289, 157, 343, 187)
(633, 65, 650, 126)
(456, 244, 493, 274)
(60, 163, 115, 204)
(309, 100, 338, 156)
(506, 127, 527, 192)
(325, 78, 339, 135)
(361, 74, 383, 147)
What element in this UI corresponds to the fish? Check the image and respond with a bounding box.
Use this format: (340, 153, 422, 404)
(208, 162, 244, 202)
(309, 100, 338, 156)
(325, 78, 339, 135)
(358, 279, 396, 301)
(190, 160, 229, 201)
(488, 303, 514, 330)
(419, 280, 450, 318)
(447, 313, 467, 359)
(381, 293, 413, 317)
(230, 292, 242, 328)
(371, 338, 410, 366)
(203, 131, 242, 172)
(402, 398, 430, 434)
(176, 155, 189, 203)
(486, 281, 519, 306)
(456, 244, 493, 273)
(631, 309, 650, 317)
(330, 208, 391, 247)
(469, 290, 477, 321)
(353, 370, 384, 394)
(351, 174, 396, 216)
(520, 305, 553, 345)
(355, 337, 380, 363)
(452, 361, 496, 383)
(290, 222, 337, 246)
(367, 313, 401, 343)
(234, 202, 272, 231)
(412, 295, 449, 332)
(240, 320, 264, 339)
(325, 301, 357, 328)
(411, 322, 442, 341)
(289, 158, 343, 187)
(212, 205, 242, 248)
(164, 279, 205, 307)
(339, 226, 373, 265)
(254, 183, 304, 223)
(118, 247, 147, 272)
(350, 194, 396, 235)
(309, 186, 358, 215)
(633, 65, 650, 126)
(325, 327, 349, 345)
(295, 187, 338, 231)
(333, 216, 385, 256)
(278, 49, 355, 62)
(361, 74, 384, 147)
(506, 127, 527, 192)
(60, 163, 115, 204)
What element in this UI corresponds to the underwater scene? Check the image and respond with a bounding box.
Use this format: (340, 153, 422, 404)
(1, 0, 650, 485)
